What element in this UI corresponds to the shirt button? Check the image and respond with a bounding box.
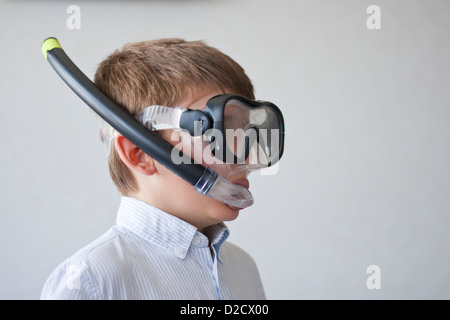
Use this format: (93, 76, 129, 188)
(192, 236, 201, 246)
(174, 247, 184, 256)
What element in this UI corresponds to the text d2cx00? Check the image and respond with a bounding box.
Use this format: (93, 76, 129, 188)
(224, 304, 269, 315)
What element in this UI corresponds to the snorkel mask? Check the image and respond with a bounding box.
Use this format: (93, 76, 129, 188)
(41, 37, 285, 209)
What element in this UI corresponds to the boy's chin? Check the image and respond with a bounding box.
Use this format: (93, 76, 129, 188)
(183, 192, 244, 225)
(200, 198, 242, 224)
(217, 201, 242, 221)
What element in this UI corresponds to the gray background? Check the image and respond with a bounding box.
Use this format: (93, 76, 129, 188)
(0, 0, 449, 299)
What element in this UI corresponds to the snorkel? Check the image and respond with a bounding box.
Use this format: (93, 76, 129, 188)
(41, 37, 254, 208)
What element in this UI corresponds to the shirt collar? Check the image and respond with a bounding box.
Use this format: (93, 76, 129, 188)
(116, 197, 229, 260)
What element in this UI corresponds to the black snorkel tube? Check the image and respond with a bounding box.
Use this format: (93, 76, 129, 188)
(41, 37, 204, 185)
(41, 37, 254, 208)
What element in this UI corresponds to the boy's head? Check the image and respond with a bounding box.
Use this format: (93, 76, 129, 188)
(94, 39, 255, 230)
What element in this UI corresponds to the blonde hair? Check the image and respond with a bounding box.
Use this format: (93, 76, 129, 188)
(94, 38, 254, 195)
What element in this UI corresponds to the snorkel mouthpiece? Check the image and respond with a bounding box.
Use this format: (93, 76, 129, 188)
(41, 37, 255, 209)
(194, 168, 254, 208)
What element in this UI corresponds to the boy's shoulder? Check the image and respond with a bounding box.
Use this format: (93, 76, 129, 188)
(221, 241, 256, 261)
(40, 226, 131, 299)
(63, 226, 126, 267)
(220, 241, 260, 272)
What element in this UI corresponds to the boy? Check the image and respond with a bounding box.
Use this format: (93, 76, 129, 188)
(41, 39, 268, 299)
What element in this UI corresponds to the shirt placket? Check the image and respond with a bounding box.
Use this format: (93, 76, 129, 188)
(191, 234, 222, 299)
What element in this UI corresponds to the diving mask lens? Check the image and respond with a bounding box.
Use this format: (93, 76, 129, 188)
(222, 99, 284, 168)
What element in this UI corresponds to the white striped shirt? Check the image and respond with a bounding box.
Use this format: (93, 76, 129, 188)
(40, 197, 265, 300)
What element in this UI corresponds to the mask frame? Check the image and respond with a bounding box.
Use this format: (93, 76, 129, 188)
(133, 94, 285, 168)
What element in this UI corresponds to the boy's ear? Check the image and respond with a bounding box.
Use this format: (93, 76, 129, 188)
(115, 135, 156, 175)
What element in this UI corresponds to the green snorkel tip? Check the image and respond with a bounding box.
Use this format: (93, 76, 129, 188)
(41, 37, 61, 60)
